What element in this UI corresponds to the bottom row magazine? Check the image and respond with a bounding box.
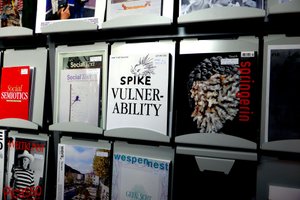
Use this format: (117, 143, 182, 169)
(0, 130, 173, 200)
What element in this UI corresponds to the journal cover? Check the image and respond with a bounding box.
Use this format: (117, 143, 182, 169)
(112, 152, 170, 200)
(58, 53, 103, 126)
(174, 51, 259, 142)
(266, 45, 300, 142)
(0, 66, 32, 120)
(179, 0, 264, 16)
(0, 0, 23, 27)
(3, 132, 49, 200)
(36, 0, 102, 33)
(106, 0, 163, 21)
(56, 142, 111, 200)
(0, 129, 5, 198)
(106, 53, 170, 135)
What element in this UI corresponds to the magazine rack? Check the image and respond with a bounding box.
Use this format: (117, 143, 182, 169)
(49, 42, 108, 134)
(0, 48, 48, 130)
(0, 27, 33, 38)
(174, 36, 260, 150)
(104, 40, 175, 142)
(35, 0, 106, 33)
(260, 35, 300, 153)
(174, 145, 257, 199)
(268, 0, 300, 14)
(178, 4, 265, 24)
(102, 0, 173, 29)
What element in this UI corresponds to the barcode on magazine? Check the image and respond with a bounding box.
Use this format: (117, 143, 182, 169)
(241, 51, 255, 57)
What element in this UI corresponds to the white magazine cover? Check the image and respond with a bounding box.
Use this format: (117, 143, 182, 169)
(106, 0, 163, 21)
(3, 131, 49, 200)
(56, 51, 103, 127)
(35, 0, 106, 33)
(0, 129, 5, 198)
(106, 53, 170, 135)
(56, 140, 111, 200)
(179, 0, 264, 16)
(112, 152, 171, 200)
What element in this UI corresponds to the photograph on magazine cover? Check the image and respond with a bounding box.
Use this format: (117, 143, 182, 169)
(0, 0, 38, 29)
(3, 136, 48, 200)
(57, 51, 103, 127)
(179, 0, 264, 16)
(106, 0, 163, 21)
(106, 53, 170, 135)
(174, 51, 260, 142)
(112, 152, 171, 200)
(56, 143, 111, 200)
(45, 0, 96, 20)
(266, 45, 300, 142)
(36, 0, 102, 33)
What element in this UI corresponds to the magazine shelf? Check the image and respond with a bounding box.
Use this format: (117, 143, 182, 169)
(178, 6, 266, 24)
(0, 0, 300, 199)
(0, 48, 48, 130)
(0, 27, 33, 38)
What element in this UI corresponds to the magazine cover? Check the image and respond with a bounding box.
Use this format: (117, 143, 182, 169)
(0, 0, 37, 29)
(0, 66, 33, 120)
(106, 0, 163, 21)
(174, 51, 259, 142)
(266, 45, 300, 142)
(179, 0, 264, 16)
(0, 129, 5, 198)
(112, 152, 170, 200)
(3, 131, 49, 200)
(106, 53, 170, 135)
(35, 0, 104, 33)
(56, 142, 111, 200)
(57, 52, 103, 126)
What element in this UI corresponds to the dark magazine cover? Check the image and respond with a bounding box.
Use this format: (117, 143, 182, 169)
(268, 47, 300, 142)
(174, 51, 260, 143)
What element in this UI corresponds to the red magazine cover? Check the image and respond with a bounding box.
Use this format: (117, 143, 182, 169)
(0, 66, 31, 120)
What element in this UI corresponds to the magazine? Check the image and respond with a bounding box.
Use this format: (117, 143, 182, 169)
(174, 51, 259, 142)
(56, 141, 111, 200)
(266, 45, 300, 142)
(3, 131, 49, 200)
(35, 0, 104, 33)
(112, 152, 171, 200)
(179, 0, 264, 16)
(57, 52, 103, 126)
(0, 66, 34, 120)
(106, 53, 170, 135)
(106, 0, 163, 21)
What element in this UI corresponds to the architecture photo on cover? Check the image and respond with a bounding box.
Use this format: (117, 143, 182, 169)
(112, 152, 170, 200)
(57, 143, 111, 200)
(174, 51, 260, 142)
(106, 0, 163, 21)
(45, 0, 96, 20)
(180, 0, 264, 15)
(266, 45, 300, 142)
(3, 135, 48, 200)
(57, 52, 103, 126)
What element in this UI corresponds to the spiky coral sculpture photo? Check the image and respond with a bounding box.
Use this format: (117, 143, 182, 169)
(188, 56, 240, 133)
